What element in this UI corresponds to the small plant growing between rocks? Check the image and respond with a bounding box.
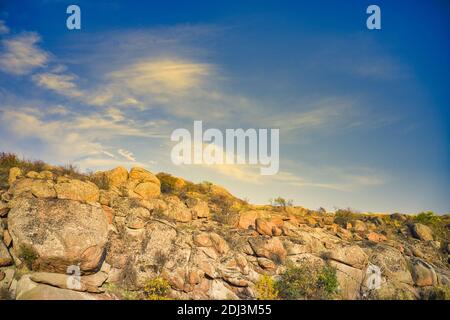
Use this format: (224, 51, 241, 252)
(333, 207, 360, 227)
(275, 262, 338, 300)
(255, 274, 279, 300)
(269, 253, 284, 266)
(87, 171, 110, 190)
(143, 277, 171, 300)
(103, 283, 140, 300)
(413, 211, 449, 243)
(152, 207, 167, 220)
(18, 244, 38, 269)
(153, 250, 168, 275)
(210, 194, 239, 225)
(120, 257, 137, 289)
(157, 172, 179, 194)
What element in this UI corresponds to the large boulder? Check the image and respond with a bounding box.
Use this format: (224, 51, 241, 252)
(104, 166, 128, 188)
(29, 269, 108, 293)
(8, 198, 108, 273)
(162, 196, 192, 222)
(351, 220, 367, 232)
(209, 279, 239, 300)
(329, 260, 364, 300)
(117, 167, 161, 200)
(411, 259, 437, 287)
(248, 237, 286, 263)
(369, 246, 413, 285)
(255, 217, 283, 236)
(326, 245, 368, 269)
(410, 223, 433, 241)
(193, 232, 229, 256)
(129, 167, 160, 185)
(185, 198, 210, 219)
(237, 210, 270, 230)
(133, 182, 160, 200)
(55, 179, 100, 203)
(16, 277, 100, 300)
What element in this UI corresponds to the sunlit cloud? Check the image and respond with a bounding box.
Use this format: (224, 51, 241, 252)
(118, 148, 136, 162)
(109, 59, 211, 94)
(0, 32, 49, 75)
(32, 72, 83, 97)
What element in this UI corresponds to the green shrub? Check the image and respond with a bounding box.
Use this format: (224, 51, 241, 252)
(270, 197, 293, 210)
(414, 211, 449, 243)
(0, 152, 46, 188)
(57, 163, 84, 179)
(415, 211, 440, 225)
(335, 208, 359, 219)
(0, 152, 92, 189)
(182, 180, 212, 194)
(334, 208, 360, 226)
(425, 286, 450, 300)
(103, 283, 140, 300)
(210, 194, 239, 225)
(143, 277, 171, 300)
(157, 172, 179, 194)
(275, 262, 338, 300)
(317, 265, 339, 296)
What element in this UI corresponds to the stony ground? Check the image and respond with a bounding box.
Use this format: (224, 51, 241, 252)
(0, 161, 449, 300)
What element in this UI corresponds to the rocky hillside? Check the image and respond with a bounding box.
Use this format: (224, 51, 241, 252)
(0, 153, 449, 300)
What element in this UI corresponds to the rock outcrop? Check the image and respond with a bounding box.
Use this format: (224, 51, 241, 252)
(8, 197, 108, 273)
(0, 165, 449, 301)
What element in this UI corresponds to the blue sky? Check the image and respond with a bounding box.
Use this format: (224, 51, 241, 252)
(0, 0, 449, 213)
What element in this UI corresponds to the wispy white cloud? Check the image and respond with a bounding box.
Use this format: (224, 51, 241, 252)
(0, 20, 9, 35)
(109, 58, 212, 95)
(74, 157, 150, 172)
(118, 148, 136, 162)
(0, 109, 104, 159)
(273, 164, 386, 192)
(32, 72, 83, 97)
(263, 97, 355, 132)
(0, 32, 49, 75)
(101, 150, 116, 158)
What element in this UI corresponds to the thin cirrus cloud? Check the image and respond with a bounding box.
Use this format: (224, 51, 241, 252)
(0, 32, 49, 75)
(0, 108, 104, 160)
(0, 19, 397, 211)
(0, 21, 347, 131)
(0, 20, 9, 34)
(117, 149, 136, 162)
(109, 59, 212, 94)
(32, 72, 83, 98)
